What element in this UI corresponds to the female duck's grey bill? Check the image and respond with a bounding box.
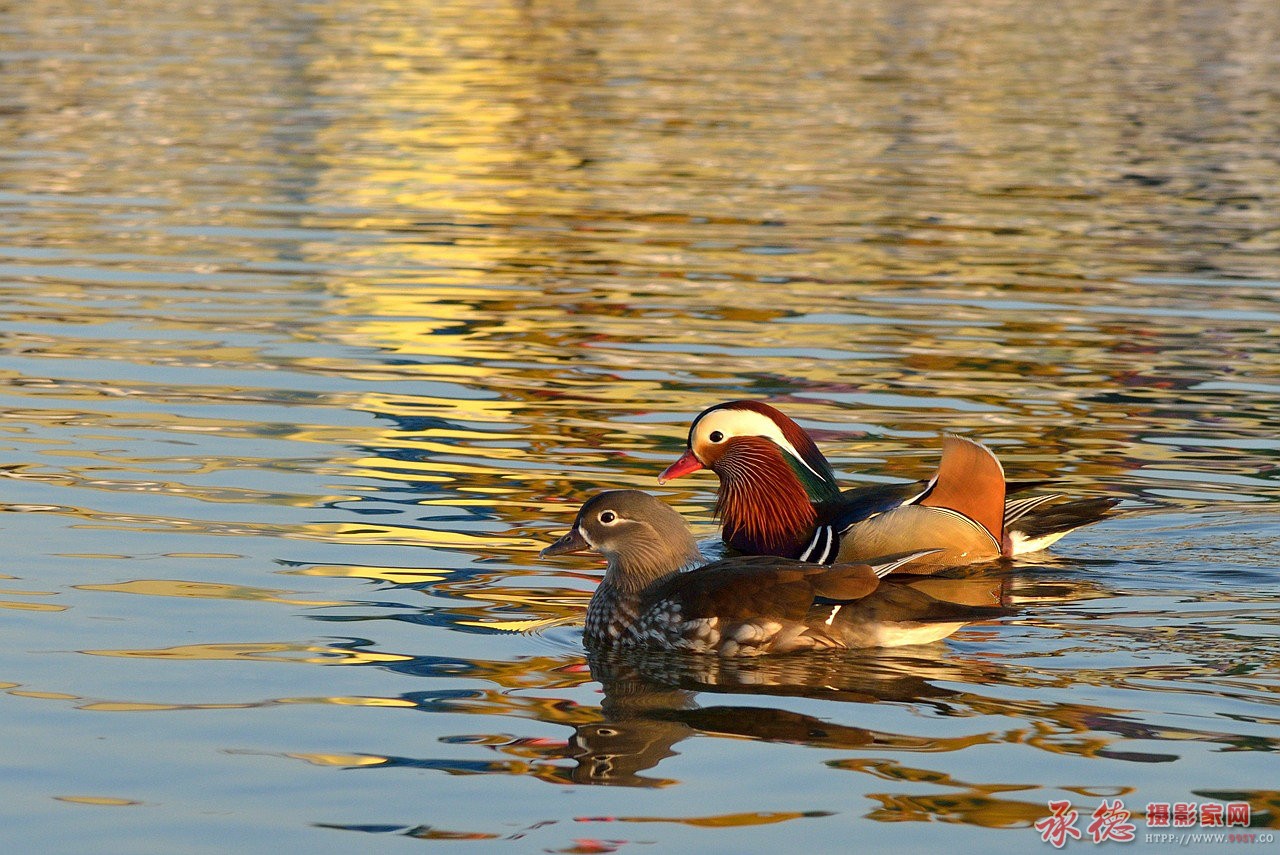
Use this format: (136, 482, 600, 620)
(539, 525, 591, 558)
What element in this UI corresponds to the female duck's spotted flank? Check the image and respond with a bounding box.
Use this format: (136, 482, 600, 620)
(540, 489, 995, 657)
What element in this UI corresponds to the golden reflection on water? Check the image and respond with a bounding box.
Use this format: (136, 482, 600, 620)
(596, 811, 831, 828)
(285, 753, 388, 768)
(53, 796, 143, 807)
(73, 580, 341, 607)
(81, 642, 414, 666)
(0, 602, 68, 612)
(0, 579, 66, 612)
(284, 562, 448, 585)
(6, 603, 1279, 833)
(45, 634, 1260, 781)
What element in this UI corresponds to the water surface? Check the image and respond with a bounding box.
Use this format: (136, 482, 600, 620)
(1, 0, 1278, 852)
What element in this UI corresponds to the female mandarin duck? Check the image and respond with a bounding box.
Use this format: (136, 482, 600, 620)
(540, 489, 999, 656)
(658, 400, 1116, 574)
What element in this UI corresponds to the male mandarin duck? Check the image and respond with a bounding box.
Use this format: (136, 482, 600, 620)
(540, 489, 1004, 656)
(658, 400, 1117, 574)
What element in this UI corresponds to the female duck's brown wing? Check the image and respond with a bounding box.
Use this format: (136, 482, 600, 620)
(644, 556, 884, 626)
(630, 554, 937, 655)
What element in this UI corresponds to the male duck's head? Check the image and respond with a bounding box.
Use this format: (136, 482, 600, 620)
(659, 400, 840, 503)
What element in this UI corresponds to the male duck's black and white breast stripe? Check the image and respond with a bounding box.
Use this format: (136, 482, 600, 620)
(797, 524, 838, 564)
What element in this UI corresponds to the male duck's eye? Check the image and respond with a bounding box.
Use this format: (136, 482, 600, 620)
(599, 511, 617, 524)
(709, 431, 724, 443)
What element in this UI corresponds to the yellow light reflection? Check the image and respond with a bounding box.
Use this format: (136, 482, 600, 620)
(280, 697, 418, 708)
(284, 752, 389, 768)
(80, 701, 255, 712)
(0, 601, 68, 612)
(73, 579, 341, 607)
(594, 811, 832, 828)
(54, 796, 143, 807)
(80, 642, 413, 665)
(281, 563, 448, 585)
(308, 522, 540, 551)
(454, 616, 571, 633)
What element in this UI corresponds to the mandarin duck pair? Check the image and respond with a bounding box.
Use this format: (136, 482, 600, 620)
(543, 401, 1116, 657)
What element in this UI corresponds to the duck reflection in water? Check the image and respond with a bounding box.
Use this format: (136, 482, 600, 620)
(571, 635, 1005, 787)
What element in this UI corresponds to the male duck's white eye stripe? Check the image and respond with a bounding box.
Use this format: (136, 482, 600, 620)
(701, 410, 827, 483)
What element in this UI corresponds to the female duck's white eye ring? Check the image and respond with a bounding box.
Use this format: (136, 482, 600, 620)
(599, 511, 617, 524)
(709, 430, 724, 443)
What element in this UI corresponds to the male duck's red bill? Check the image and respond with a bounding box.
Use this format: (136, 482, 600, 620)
(657, 448, 704, 483)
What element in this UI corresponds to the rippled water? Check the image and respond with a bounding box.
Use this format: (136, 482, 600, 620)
(2, 0, 1279, 851)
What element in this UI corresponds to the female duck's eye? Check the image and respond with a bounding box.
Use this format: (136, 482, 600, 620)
(599, 511, 617, 524)
(709, 430, 724, 443)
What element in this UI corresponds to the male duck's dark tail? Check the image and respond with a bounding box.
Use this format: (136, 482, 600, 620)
(1004, 497, 1120, 555)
